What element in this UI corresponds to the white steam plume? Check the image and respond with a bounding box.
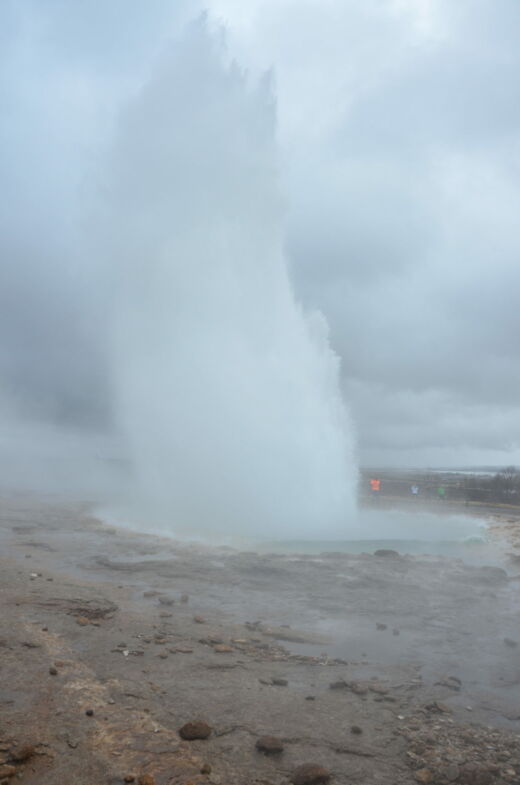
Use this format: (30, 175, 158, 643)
(106, 16, 356, 538)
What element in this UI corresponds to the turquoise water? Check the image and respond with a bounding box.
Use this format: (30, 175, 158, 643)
(257, 537, 498, 564)
(255, 509, 501, 565)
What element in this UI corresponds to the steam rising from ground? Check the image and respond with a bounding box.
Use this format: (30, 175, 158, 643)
(106, 19, 356, 538)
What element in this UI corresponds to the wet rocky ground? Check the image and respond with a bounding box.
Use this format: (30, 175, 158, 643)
(0, 494, 519, 784)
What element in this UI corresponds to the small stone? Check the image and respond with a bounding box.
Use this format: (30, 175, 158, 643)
(305, 696, 316, 701)
(9, 745, 35, 762)
(158, 596, 175, 606)
(376, 623, 387, 631)
(213, 644, 233, 653)
(271, 678, 288, 686)
(458, 763, 493, 785)
(329, 680, 347, 690)
(200, 763, 212, 774)
(393, 628, 400, 636)
(76, 617, 90, 626)
(368, 684, 388, 695)
(349, 682, 368, 695)
(414, 770, 433, 784)
(350, 725, 362, 734)
(143, 591, 160, 598)
(180, 593, 189, 603)
(49, 666, 58, 676)
(124, 777, 135, 783)
(158, 652, 168, 659)
(424, 701, 451, 714)
(256, 736, 284, 755)
(85, 709, 94, 717)
(435, 676, 461, 691)
(374, 549, 400, 558)
(440, 764, 460, 782)
(291, 763, 331, 785)
(179, 721, 212, 740)
(159, 612, 172, 618)
(0, 765, 16, 779)
(138, 776, 155, 785)
(193, 616, 206, 624)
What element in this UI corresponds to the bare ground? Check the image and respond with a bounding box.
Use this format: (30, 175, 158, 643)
(1, 495, 520, 785)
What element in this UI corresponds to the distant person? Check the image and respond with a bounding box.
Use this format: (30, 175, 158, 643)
(411, 484, 419, 497)
(437, 486, 446, 501)
(370, 478, 381, 495)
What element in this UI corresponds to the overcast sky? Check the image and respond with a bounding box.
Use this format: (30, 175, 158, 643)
(1, 0, 520, 468)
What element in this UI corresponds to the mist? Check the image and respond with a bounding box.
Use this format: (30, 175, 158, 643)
(103, 18, 356, 538)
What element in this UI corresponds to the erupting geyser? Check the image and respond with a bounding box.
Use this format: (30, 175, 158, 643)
(108, 18, 356, 538)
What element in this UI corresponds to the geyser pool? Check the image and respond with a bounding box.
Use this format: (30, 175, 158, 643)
(255, 509, 497, 564)
(105, 18, 356, 539)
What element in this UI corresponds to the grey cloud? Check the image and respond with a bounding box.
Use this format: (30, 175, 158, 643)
(1, 0, 520, 469)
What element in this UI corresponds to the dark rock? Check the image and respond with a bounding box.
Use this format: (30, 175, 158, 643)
(376, 623, 387, 631)
(193, 616, 206, 624)
(305, 696, 316, 701)
(124, 777, 135, 783)
(85, 709, 94, 717)
(271, 678, 288, 686)
(329, 680, 347, 690)
(374, 549, 400, 558)
(9, 745, 35, 762)
(179, 721, 212, 740)
(0, 765, 16, 779)
(435, 676, 461, 691)
(200, 763, 211, 774)
(350, 725, 363, 735)
(49, 666, 58, 676)
(291, 763, 331, 785)
(256, 736, 284, 754)
(424, 701, 451, 714)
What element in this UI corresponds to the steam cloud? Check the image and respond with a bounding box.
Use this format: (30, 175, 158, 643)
(103, 19, 356, 537)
